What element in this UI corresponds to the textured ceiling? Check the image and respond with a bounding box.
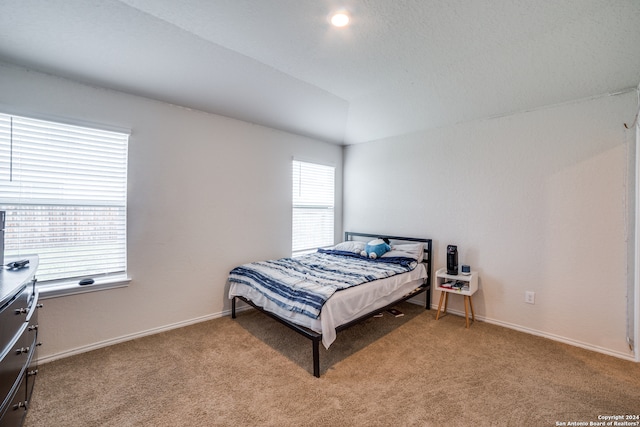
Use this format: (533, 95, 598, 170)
(0, 0, 639, 144)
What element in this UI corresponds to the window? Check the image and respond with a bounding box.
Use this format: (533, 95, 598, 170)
(292, 160, 335, 256)
(0, 113, 129, 289)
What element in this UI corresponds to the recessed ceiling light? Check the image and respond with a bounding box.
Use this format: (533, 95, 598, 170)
(330, 12, 350, 27)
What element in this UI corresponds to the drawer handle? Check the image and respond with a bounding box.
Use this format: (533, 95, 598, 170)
(37, 303, 43, 309)
(13, 401, 27, 410)
(28, 369, 39, 377)
(28, 324, 39, 331)
(15, 346, 30, 355)
(14, 307, 27, 315)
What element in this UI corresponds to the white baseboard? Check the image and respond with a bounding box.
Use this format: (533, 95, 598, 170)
(37, 301, 635, 365)
(37, 309, 233, 365)
(431, 303, 636, 362)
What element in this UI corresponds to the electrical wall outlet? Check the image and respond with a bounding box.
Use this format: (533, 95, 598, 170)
(525, 291, 535, 304)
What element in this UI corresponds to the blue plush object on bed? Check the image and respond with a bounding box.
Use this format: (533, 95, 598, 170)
(362, 239, 391, 259)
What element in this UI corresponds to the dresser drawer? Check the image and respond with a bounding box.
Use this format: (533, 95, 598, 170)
(0, 286, 28, 350)
(0, 323, 29, 414)
(0, 371, 27, 427)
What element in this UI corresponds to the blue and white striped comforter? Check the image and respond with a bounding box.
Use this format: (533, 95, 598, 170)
(228, 250, 417, 319)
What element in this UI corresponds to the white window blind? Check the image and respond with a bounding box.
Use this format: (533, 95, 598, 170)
(0, 113, 129, 283)
(292, 160, 334, 256)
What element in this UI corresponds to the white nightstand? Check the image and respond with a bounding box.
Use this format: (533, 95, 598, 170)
(435, 267, 479, 328)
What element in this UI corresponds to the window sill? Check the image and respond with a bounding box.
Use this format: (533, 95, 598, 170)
(38, 275, 131, 299)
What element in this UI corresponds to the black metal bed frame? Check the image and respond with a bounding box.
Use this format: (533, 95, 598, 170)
(231, 231, 433, 377)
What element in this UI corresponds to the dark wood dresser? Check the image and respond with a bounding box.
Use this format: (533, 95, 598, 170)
(0, 256, 40, 427)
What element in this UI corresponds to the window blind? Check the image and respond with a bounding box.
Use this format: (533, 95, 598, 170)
(292, 160, 334, 256)
(0, 113, 129, 283)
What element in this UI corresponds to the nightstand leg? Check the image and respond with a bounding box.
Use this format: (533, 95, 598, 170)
(436, 292, 445, 320)
(469, 295, 475, 322)
(464, 296, 470, 328)
(443, 293, 449, 313)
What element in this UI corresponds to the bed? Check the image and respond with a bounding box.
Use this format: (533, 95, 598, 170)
(228, 232, 433, 377)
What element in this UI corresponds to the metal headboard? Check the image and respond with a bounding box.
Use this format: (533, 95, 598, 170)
(344, 231, 433, 292)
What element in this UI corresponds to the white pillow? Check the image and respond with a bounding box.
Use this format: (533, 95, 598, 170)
(332, 241, 366, 254)
(381, 243, 424, 262)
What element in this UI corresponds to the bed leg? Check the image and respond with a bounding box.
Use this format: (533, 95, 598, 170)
(426, 286, 431, 310)
(232, 297, 237, 319)
(312, 339, 320, 378)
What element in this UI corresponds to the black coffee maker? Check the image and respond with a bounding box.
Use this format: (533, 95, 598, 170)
(447, 245, 458, 275)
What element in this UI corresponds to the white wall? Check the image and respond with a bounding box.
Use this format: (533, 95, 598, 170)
(344, 91, 637, 359)
(0, 63, 343, 360)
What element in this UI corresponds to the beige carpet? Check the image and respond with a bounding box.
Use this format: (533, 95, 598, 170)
(24, 302, 640, 426)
